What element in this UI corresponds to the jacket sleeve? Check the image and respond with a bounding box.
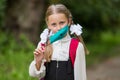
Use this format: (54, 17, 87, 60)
(29, 42, 46, 78)
(74, 42, 87, 80)
(29, 60, 46, 78)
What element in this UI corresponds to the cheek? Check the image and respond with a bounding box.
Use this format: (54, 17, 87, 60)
(47, 25, 53, 31)
(48, 26, 57, 33)
(63, 24, 67, 28)
(52, 28, 57, 33)
(61, 23, 68, 29)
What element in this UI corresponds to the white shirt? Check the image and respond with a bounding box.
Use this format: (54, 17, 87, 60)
(29, 33, 87, 80)
(51, 33, 71, 61)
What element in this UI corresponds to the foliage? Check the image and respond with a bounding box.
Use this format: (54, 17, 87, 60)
(0, 0, 6, 27)
(86, 30, 120, 66)
(0, 1, 120, 79)
(0, 29, 120, 80)
(49, 0, 61, 4)
(62, 0, 120, 28)
(0, 31, 38, 80)
(49, 0, 120, 40)
(1, 0, 120, 41)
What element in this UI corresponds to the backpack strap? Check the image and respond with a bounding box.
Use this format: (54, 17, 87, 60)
(69, 38, 79, 67)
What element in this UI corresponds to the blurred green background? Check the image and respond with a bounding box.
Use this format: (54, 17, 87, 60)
(0, 0, 120, 80)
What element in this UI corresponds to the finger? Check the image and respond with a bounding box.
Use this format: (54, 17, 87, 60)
(34, 52, 38, 59)
(37, 47, 45, 53)
(35, 49, 42, 53)
(41, 46, 45, 50)
(41, 46, 45, 52)
(34, 50, 42, 56)
(34, 51, 38, 55)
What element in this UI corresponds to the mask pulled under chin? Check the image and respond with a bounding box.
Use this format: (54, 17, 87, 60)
(49, 25, 69, 44)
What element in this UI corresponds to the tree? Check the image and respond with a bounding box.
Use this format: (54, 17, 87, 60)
(60, 0, 120, 41)
(4, 0, 47, 43)
(0, 0, 6, 27)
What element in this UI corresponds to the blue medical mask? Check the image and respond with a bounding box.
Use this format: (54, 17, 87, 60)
(49, 25, 69, 44)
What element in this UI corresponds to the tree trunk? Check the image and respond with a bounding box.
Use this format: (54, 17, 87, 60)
(4, 0, 47, 44)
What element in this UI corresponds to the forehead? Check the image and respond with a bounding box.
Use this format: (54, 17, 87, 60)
(47, 13, 68, 23)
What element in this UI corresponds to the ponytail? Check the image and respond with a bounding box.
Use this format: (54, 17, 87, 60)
(74, 34, 89, 55)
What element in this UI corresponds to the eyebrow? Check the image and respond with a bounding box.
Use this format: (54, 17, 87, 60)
(60, 20, 66, 23)
(51, 23, 56, 25)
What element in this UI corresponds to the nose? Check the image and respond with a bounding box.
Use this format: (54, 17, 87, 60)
(57, 25, 61, 31)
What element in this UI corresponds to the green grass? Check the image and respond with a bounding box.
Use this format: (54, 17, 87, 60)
(0, 52, 36, 80)
(86, 30, 120, 67)
(0, 30, 120, 80)
(0, 31, 38, 80)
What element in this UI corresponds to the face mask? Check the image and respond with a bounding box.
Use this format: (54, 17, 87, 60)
(49, 25, 69, 44)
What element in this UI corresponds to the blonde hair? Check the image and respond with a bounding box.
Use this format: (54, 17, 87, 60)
(44, 4, 72, 62)
(44, 4, 89, 62)
(45, 4, 72, 23)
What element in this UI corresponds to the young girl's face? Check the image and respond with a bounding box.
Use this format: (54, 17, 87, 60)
(47, 13, 69, 33)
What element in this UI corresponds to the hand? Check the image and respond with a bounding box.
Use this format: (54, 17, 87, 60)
(34, 46, 45, 64)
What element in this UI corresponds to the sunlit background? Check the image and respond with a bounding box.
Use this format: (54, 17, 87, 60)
(0, 0, 120, 80)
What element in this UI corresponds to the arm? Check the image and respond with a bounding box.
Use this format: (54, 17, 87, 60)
(74, 42, 87, 80)
(29, 60, 46, 78)
(29, 42, 46, 78)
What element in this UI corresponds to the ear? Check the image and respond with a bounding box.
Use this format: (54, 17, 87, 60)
(46, 23, 51, 30)
(47, 26, 51, 30)
(47, 26, 52, 34)
(68, 18, 73, 26)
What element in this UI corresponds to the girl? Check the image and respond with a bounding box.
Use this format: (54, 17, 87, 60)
(29, 4, 87, 80)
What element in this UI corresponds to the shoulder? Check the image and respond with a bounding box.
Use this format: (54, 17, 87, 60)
(76, 42, 85, 55)
(78, 42, 84, 49)
(70, 38, 84, 51)
(71, 38, 84, 50)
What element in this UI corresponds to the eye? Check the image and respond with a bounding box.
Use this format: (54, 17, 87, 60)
(51, 23, 56, 27)
(60, 21, 65, 25)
